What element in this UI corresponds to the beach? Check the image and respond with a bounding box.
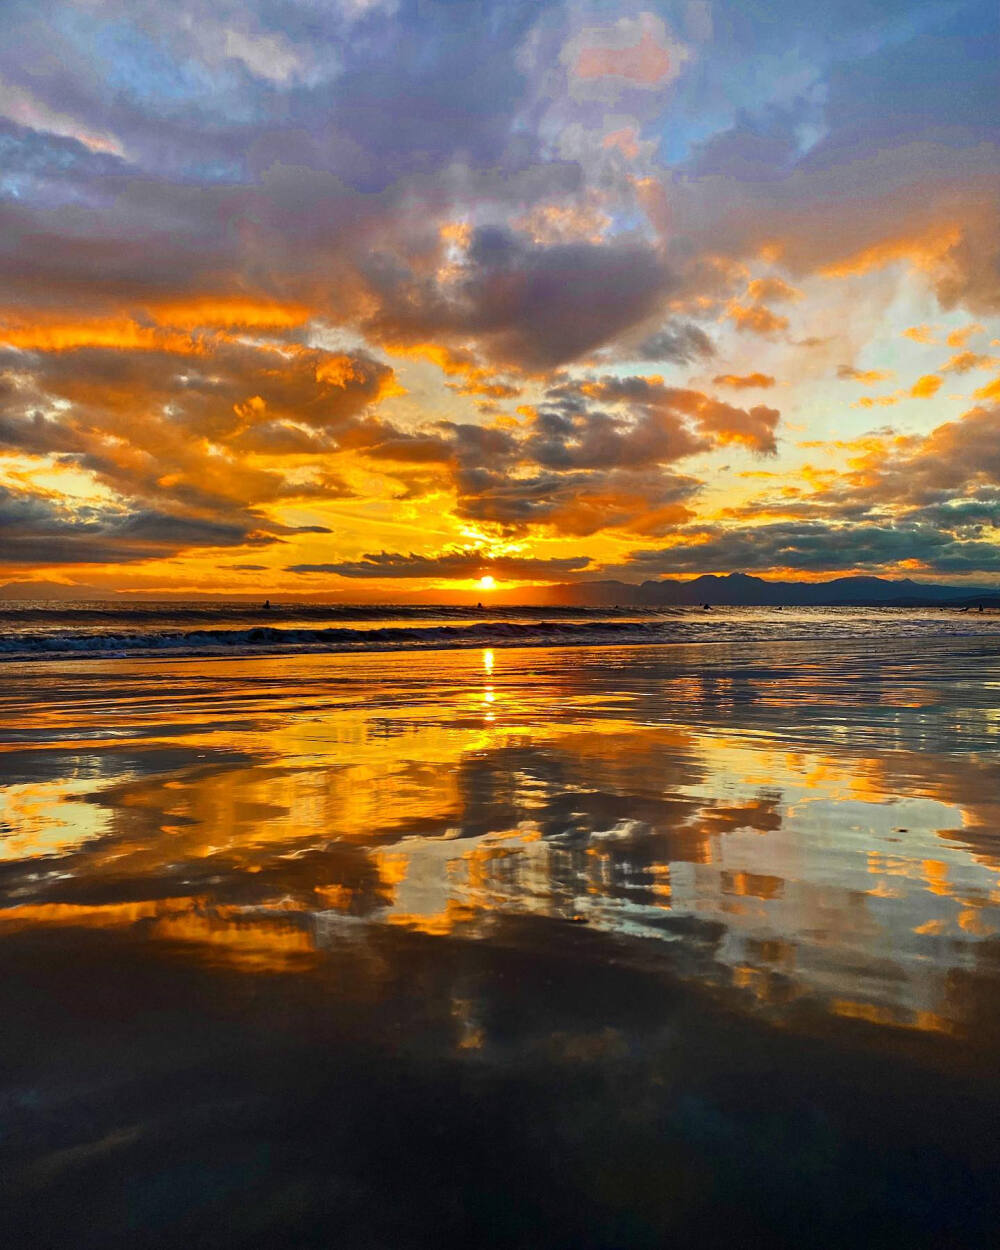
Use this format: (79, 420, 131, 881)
(3, 633, 1000, 1247)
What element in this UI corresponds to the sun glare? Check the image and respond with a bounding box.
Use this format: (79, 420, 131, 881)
(478, 575, 496, 590)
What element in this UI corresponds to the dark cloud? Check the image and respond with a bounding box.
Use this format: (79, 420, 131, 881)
(364, 226, 675, 370)
(452, 466, 700, 537)
(288, 549, 593, 580)
(620, 521, 1000, 577)
(524, 400, 707, 470)
(631, 322, 716, 364)
(0, 484, 277, 564)
(553, 376, 781, 455)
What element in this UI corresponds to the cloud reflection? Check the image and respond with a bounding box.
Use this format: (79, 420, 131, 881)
(1, 642, 999, 1039)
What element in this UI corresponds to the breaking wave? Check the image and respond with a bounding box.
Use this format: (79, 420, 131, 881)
(2, 606, 999, 661)
(0, 618, 672, 660)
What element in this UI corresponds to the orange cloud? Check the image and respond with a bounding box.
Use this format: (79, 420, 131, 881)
(973, 375, 1000, 402)
(820, 224, 962, 279)
(945, 323, 983, 348)
(940, 351, 999, 374)
(150, 299, 312, 330)
(727, 303, 789, 336)
(745, 277, 800, 304)
(910, 374, 942, 398)
(852, 395, 900, 409)
(0, 300, 312, 354)
(0, 318, 204, 354)
(574, 17, 679, 86)
(713, 373, 776, 389)
(384, 340, 520, 398)
(512, 198, 611, 246)
(903, 325, 935, 344)
(837, 366, 895, 384)
(602, 127, 641, 160)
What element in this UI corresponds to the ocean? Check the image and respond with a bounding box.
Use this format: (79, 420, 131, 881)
(2, 599, 1000, 660)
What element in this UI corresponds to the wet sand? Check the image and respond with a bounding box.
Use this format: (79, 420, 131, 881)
(2, 638, 1000, 1247)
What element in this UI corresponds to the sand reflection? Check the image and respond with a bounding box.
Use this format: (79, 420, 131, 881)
(1, 639, 999, 1036)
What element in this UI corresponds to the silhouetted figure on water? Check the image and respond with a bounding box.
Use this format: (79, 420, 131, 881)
(263, 599, 270, 610)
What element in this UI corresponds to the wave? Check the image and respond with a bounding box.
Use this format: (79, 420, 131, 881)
(0, 601, 649, 626)
(0, 619, 669, 660)
(2, 610, 999, 661)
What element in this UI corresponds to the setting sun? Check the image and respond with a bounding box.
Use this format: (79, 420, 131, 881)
(478, 575, 496, 591)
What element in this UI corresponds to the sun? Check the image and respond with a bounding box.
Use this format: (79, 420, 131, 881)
(478, 575, 496, 590)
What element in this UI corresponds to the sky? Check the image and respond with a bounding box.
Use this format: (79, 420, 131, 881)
(0, 0, 998, 598)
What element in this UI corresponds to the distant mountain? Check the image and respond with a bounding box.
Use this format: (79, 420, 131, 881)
(478, 573, 998, 608)
(0, 580, 120, 600)
(637, 573, 997, 607)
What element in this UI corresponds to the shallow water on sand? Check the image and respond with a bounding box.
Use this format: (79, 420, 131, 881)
(2, 639, 1000, 1247)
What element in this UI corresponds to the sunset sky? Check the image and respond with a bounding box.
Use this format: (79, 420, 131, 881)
(1, 0, 998, 598)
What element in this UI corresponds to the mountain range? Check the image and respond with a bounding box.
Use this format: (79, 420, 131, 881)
(470, 573, 1000, 608)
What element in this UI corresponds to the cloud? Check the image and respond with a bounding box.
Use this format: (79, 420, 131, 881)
(0, 483, 277, 565)
(940, 351, 999, 374)
(451, 465, 701, 537)
(620, 520, 1000, 576)
(973, 376, 1000, 402)
(0, 333, 396, 567)
(563, 12, 689, 96)
(836, 366, 894, 384)
(635, 322, 716, 363)
(745, 277, 800, 304)
(347, 372, 780, 539)
(288, 549, 593, 580)
(663, 12, 1000, 313)
(345, 367, 779, 536)
(946, 323, 983, 348)
(566, 375, 780, 454)
(910, 374, 943, 398)
(713, 373, 776, 389)
(903, 325, 936, 344)
(607, 397, 1000, 578)
(726, 303, 790, 337)
(364, 226, 676, 371)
